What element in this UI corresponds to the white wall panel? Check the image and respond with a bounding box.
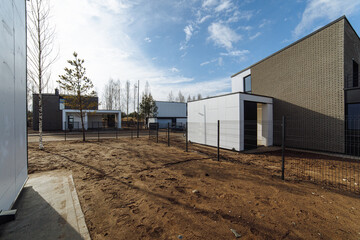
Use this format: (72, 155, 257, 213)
(188, 93, 273, 151)
(188, 94, 241, 150)
(231, 69, 251, 93)
(0, 0, 28, 211)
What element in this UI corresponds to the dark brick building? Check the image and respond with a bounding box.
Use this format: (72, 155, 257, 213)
(231, 16, 360, 155)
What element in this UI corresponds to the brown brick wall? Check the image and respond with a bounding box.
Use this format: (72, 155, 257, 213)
(251, 19, 345, 153)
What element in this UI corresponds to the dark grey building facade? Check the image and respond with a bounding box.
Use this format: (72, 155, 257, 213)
(33, 89, 98, 131)
(231, 16, 360, 155)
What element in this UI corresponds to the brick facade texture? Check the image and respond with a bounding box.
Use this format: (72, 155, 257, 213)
(251, 19, 345, 153)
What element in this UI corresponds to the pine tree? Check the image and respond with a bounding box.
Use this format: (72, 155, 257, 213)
(57, 52, 96, 141)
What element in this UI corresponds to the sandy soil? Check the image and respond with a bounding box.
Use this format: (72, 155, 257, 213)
(28, 138, 360, 240)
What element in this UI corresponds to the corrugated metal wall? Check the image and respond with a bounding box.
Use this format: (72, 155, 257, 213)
(0, 0, 28, 211)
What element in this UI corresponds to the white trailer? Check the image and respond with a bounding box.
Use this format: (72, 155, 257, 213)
(0, 0, 28, 211)
(188, 92, 273, 151)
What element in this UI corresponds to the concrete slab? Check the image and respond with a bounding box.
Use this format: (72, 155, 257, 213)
(0, 170, 90, 240)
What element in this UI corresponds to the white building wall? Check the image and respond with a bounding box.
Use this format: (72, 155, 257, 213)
(188, 93, 273, 152)
(0, 0, 27, 211)
(87, 114, 103, 128)
(231, 69, 251, 93)
(188, 94, 241, 150)
(62, 110, 121, 130)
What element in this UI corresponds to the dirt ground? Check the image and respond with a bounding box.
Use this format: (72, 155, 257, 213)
(28, 138, 360, 240)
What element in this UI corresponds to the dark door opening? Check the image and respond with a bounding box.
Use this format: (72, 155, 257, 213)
(107, 114, 115, 128)
(244, 101, 257, 150)
(346, 103, 360, 156)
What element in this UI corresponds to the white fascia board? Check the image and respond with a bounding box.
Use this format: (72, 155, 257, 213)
(239, 93, 273, 104)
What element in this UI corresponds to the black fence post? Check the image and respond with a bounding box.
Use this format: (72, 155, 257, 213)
(217, 120, 220, 161)
(149, 126, 151, 139)
(137, 121, 139, 138)
(116, 128, 118, 139)
(156, 124, 159, 143)
(131, 128, 133, 139)
(64, 125, 67, 142)
(186, 123, 188, 152)
(281, 116, 286, 180)
(98, 126, 100, 142)
(168, 123, 170, 147)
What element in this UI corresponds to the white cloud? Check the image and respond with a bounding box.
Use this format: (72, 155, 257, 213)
(91, 0, 134, 14)
(294, 0, 360, 37)
(215, 0, 232, 12)
(208, 22, 242, 49)
(237, 25, 253, 31)
(184, 24, 194, 42)
(259, 19, 272, 28)
(220, 50, 250, 56)
(144, 37, 151, 43)
(199, 15, 211, 23)
(200, 60, 211, 66)
(249, 32, 261, 40)
(226, 11, 253, 23)
(202, 0, 218, 8)
(170, 67, 180, 73)
(48, 0, 195, 102)
(200, 58, 217, 66)
(218, 57, 223, 66)
(160, 77, 232, 100)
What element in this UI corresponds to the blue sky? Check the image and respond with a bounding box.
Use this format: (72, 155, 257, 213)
(48, 0, 360, 103)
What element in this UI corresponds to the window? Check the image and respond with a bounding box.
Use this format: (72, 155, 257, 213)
(354, 60, 359, 88)
(347, 103, 360, 130)
(244, 75, 251, 93)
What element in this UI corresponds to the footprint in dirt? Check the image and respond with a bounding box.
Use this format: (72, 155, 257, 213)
(165, 177, 177, 181)
(132, 208, 140, 214)
(175, 186, 186, 193)
(148, 227, 164, 238)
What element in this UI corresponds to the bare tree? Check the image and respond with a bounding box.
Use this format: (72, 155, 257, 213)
(103, 78, 121, 110)
(168, 91, 174, 102)
(197, 93, 202, 100)
(125, 80, 131, 123)
(27, 0, 57, 150)
(114, 79, 121, 110)
(144, 81, 150, 96)
(187, 95, 191, 102)
(133, 83, 137, 114)
(177, 91, 185, 103)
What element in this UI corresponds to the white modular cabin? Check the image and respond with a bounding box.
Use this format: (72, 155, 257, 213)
(188, 92, 273, 151)
(0, 0, 28, 211)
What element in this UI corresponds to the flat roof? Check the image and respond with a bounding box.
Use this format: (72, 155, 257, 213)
(155, 101, 186, 104)
(63, 109, 121, 113)
(231, 15, 357, 78)
(188, 91, 273, 103)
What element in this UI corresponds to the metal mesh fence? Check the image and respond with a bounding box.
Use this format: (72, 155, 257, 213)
(146, 118, 360, 195)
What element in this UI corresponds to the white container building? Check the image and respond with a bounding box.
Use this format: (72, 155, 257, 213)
(0, 0, 28, 211)
(188, 92, 273, 151)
